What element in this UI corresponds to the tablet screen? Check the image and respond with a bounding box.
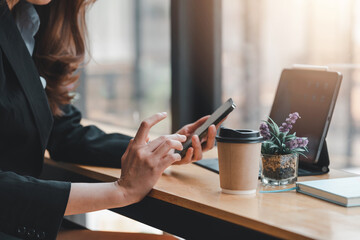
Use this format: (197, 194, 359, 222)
(269, 69, 342, 165)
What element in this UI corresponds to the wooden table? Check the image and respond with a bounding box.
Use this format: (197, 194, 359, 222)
(42, 147, 360, 240)
(41, 120, 360, 239)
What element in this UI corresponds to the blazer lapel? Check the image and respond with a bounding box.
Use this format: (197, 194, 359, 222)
(0, 2, 53, 151)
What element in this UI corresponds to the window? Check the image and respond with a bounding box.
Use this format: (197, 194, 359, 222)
(80, 0, 171, 134)
(222, 0, 360, 168)
(75, 0, 171, 233)
(79, 0, 360, 168)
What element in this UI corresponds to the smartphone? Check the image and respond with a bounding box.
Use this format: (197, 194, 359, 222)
(177, 98, 236, 158)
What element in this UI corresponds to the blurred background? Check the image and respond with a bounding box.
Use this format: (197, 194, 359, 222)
(72, 0, 360, 233)
(80, 0, 360, 169)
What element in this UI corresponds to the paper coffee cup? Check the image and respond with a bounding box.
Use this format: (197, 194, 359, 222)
(216, 128, 263, 195)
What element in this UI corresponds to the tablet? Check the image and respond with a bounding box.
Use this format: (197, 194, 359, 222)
(269, 68, 342, 167)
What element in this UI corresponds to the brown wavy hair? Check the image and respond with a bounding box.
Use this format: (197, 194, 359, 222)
(33, 0, 95, 116)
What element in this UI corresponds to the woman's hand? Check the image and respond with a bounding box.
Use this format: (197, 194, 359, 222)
(116, 112, 186, 205)
(65, 113, 224, 216)
(65, 113, 186, 216)
(174, 116, 225, 165)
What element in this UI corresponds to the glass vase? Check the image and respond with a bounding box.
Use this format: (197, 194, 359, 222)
(261, 153, 299, 186)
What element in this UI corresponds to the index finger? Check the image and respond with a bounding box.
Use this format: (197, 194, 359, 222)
(134, 112, 167, 144)
(180, 115, 210, 134)
(215, 116, 227, 129)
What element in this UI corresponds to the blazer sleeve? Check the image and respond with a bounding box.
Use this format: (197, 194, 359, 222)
(47, 104, 132, 168)
(0, 170, 70, 240)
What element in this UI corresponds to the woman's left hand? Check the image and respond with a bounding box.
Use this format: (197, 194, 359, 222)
(173, 116, 224, 165)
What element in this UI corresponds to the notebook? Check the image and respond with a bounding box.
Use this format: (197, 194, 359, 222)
(296, 177, 360, 207)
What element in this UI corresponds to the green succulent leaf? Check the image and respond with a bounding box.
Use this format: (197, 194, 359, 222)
(285, 134, 297, 141)
(278, 132, 286, 142)
(269, 144, 280, 150)
(267, 117, 280, 136)
(263, 120, 275, 133)
(297, 152, 308, 158)
(270, 132, 282, 146)
(291, 148, 306, 152)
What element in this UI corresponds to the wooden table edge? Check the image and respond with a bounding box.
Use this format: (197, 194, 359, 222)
(44, 158, 316, 240)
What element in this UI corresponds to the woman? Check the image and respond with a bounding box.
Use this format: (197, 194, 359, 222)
(0, 0, 219, 239)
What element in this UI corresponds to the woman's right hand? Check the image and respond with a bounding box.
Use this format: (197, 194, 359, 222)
(65, 113, 185, 216)
(116, 112, 186, 205)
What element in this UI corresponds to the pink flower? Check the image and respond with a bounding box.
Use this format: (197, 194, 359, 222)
(279, 112, 300, 132)
(259, 122, 271, 140)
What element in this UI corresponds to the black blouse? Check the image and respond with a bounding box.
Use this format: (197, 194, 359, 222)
(0, 1, 131, 239)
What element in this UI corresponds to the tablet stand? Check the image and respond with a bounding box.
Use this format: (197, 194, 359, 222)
(318, 140, 330, 173)
(299, 140, 330, 175)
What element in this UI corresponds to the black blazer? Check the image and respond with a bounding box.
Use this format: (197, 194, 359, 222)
(0, 2, 131, 240)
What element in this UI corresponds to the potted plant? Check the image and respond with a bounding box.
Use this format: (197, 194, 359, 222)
(259, 112, 309, 185)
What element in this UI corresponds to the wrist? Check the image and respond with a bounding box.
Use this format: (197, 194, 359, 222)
(112, 180, 130, 207)
(113, 180, 137, 206)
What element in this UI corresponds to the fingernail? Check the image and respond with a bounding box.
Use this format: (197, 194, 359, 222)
(161, 112, 167, 116)
(175, 153, 182, 161)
